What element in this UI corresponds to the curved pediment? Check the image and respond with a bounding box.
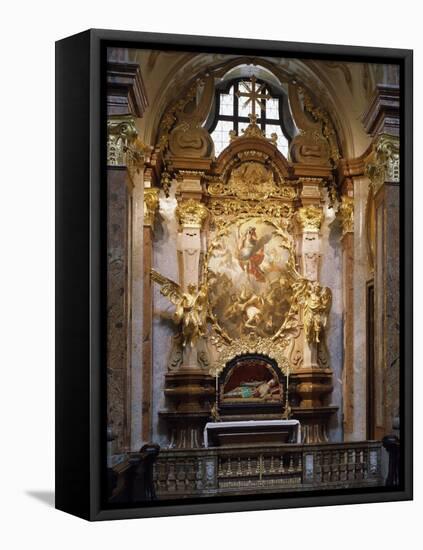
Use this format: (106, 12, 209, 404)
(205, 123, 296, 205)
(214, 126, 293, 180)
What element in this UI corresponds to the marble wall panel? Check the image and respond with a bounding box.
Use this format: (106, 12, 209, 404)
(318, 202, 343, 442)
(151, 183, 180, 446)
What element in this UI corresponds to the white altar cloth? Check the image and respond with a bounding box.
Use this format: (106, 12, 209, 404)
(203, 419, 301, 448)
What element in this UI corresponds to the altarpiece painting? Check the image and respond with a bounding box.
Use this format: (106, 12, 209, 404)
(105, 44, 403, 504)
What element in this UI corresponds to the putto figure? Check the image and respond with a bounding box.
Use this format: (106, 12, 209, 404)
(151, 269, 208, 348)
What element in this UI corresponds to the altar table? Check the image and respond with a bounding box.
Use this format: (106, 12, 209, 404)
(203, 419, 301, 448)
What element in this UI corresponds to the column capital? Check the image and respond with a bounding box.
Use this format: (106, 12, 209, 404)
(175, 199, 208, 229)
(365, 133, 400, 194)
(107, 114, 138, 166)
(296, 205, 324, 233)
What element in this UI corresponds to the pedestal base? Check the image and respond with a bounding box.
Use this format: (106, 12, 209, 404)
(159, 411, 211, 449)
(161, 369, 215, 448)
(291, 406, 338, 443)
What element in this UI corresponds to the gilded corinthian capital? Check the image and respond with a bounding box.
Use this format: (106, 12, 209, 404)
(144, 188, 160, 227)
(175, 199, 208, 228)
(107, 114, 138, 166)
(365, 133, 400, 193)
(296, 206, 324, 232)
(338, 195, 354, 236)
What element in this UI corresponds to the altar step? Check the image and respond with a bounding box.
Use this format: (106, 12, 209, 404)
(153, 441, 383, 498)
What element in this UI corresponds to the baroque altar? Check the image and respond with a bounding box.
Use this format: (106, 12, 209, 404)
(150, 96, 339, 447)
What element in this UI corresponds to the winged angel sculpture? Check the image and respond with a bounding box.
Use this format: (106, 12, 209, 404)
(291, 277, 332, 343)
(151, 269, 208, 348)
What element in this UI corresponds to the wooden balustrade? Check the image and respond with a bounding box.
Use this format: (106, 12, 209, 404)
(153, 441, 382, 498)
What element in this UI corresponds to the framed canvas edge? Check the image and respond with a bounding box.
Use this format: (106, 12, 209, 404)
(56, 28, 413, 522)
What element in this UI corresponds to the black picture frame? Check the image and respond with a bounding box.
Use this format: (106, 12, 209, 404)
(55, 29, 413, 521)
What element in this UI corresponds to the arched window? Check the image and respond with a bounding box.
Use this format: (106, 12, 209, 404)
(205, 76, 296, 157)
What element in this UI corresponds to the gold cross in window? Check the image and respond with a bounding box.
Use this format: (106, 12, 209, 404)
(236, 76, 272, 122)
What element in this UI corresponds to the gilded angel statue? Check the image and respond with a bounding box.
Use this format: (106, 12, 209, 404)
(292, 279, 332, 343)
(151, 269, 208, 348)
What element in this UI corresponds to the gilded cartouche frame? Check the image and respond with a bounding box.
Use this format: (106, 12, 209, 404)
(55, 28, 413, 521)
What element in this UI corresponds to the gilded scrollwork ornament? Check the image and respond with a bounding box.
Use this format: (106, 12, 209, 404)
(143, 187, 160, 227)
(338, 195, 354, 236)
(208, 199, 293, 226)
(208, 161, 294, 201)
(209, 334, 290, 378)
(126, 137, 150, 181)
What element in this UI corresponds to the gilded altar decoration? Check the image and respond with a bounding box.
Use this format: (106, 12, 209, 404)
(151, 269, 208, 348)
(296, 206, 324, 232)
(208, 199, 293, 223)
(338, 195, 354, 236)
(175, 199, 209, 228)
(210, 335, 290, 378)
(143, 187, 160, 227)
(292, 278, 332, 343)
(214, 161, 294, 201)
(107, 114, 138, 165)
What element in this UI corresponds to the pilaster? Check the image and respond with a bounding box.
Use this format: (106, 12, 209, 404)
(291, 183, 336, 442)
(338, 183, 355, 437)
(365, 134, 400, 438)
(106, 55, 149, 454)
